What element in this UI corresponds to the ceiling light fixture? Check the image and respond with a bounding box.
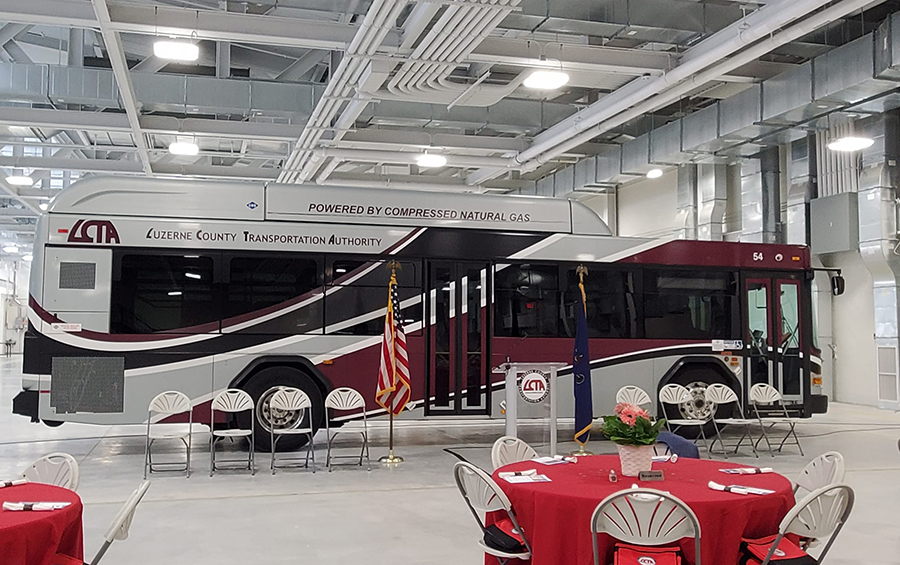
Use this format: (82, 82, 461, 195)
(646, 168, 664, 179)
(6, 175, 33, 186)
(185, 272, 201, 280)
(827, 136, 874, 152)
(416, 153, 447, 168)
(524, 70, 570, 90)
(22, 254, 32, 262)
(168, 291, 183, 296)
(169, 141, 199, 156)
(153, 40, 199, 62)
(39, 203, 48, 211)
(3, 246, 18, 253)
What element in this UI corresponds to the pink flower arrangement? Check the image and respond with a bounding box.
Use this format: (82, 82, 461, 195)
(614, 403, 651, 427)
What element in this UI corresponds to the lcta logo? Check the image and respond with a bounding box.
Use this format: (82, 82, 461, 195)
(64, 219, 121, 244)
(519, 371, 549, 403)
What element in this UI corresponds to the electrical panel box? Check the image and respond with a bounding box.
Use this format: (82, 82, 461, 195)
(810, 192, 859, 254)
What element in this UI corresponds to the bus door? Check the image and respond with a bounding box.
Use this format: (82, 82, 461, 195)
(426, 261, 491, 415)
(743, 274, 807, 405)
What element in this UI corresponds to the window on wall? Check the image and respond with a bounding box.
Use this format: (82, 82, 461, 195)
(494, 264, 560, 337)
(111, 253, 217, 334)
(224, 255, 323, 333)
(643, 269, 737, 340)
(562, 268, 637, 338)
(325, 257, 423, 335)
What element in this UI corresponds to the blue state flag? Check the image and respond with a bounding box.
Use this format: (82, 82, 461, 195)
(573, 269, 593, 445)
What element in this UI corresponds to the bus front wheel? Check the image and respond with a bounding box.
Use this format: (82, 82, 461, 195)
(238, 366, 325, 452)
(662, 367, 731, 440)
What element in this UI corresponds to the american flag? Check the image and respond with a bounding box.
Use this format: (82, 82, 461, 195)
(375, 271, 411, 415)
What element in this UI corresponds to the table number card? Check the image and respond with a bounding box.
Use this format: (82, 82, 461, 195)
(638, 470, 665, 481)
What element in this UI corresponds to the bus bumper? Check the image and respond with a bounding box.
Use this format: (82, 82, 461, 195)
(809, 394, 828, 414)
(13, 390, 39, 422)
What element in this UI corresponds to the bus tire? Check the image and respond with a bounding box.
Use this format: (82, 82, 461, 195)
(42, 420, 64, 428)
(661, 364, 732, 440)
(238, 366, 325, 453)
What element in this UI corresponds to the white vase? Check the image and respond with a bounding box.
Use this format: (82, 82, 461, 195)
(617, 444, 654, 477)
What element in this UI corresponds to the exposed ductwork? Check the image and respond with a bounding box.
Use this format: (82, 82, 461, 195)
(697, 164, 729, 241)
(675, 164, 698, 239)
(786, 134, 816, 245)
(857, 114, 900, 409)
(542, 8, 900, 195)
(0, 62, 325, 117)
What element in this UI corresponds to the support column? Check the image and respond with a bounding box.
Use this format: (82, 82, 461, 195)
(67, 28, 84, 67)
(675, 164, 697, 240)
(216, 41, 231, 78)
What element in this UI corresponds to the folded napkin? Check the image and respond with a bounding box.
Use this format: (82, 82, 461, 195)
(652, 454, 679, 463)
(532, 455, 574, 465)
(3, 501, 71, 511)
(0, 479, 27, 488)
(498, 469, 538, 479)
(720, 467, 774, 475)
(708, 481, 775, 496)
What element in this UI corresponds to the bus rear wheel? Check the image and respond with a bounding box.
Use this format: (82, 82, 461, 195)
(237, 366, 324, 452)
(661, 367, 731, 440)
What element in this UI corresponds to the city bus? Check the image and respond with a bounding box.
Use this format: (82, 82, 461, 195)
(13, 177, 827, 449)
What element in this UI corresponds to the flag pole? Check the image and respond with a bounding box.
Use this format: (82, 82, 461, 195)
(379, 261, 404, 465)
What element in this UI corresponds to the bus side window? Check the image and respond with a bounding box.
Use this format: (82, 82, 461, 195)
(494, 264, 560, 338)
(224, 255, 323, 334)
(562, 268, 636, 338)
(110, 253, 217, 334)
(643, 270, 738, 340)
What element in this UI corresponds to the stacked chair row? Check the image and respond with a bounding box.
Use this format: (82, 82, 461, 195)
(143, 386, 371, 478)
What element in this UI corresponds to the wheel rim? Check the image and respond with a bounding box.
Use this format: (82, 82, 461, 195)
(256, 388, 302, 434)
(679, 381, 713, 420)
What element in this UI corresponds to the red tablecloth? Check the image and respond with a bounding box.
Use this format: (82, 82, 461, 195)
(0, 483, 84, 565)
(490, 455, 794, 565)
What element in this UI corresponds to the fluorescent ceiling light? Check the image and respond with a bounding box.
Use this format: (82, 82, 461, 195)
(523, 70, 570, 90)
(646, 168, 664, 179)
(39, 203, 48, 211)
(169, 141, 199, 156)
(6, 175, 33, 186)
(3, 246, 18, 253)
(22, 254, 32, 262)
(185, 272, 201, 279)
(168, 291, 183, 296)
(416, 153, 447, 168)
(153, 40, 199, 62)
(827, 136, 874, 152)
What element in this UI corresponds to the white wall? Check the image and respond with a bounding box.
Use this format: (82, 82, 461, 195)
(615, 170, 678, 237)
(821, 251, 878, 406)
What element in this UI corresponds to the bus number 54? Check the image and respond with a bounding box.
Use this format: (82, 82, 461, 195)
(753, 252, 764, 261)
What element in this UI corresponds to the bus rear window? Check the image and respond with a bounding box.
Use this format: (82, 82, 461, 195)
(111, 254, 217, 334)
(643, 269, 738, 340)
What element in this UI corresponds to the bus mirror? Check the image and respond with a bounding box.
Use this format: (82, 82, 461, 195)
(831, 275, 845, 296)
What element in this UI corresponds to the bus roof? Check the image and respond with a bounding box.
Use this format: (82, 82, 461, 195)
(47, 177, 611, 236)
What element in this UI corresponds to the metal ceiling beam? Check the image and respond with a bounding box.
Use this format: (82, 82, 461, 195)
(93, 0, 153, 176)
(0, 0, 98, 28)
(0, 155, 142, 173)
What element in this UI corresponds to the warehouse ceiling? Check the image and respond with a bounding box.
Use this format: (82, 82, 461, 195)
(0, 0, 896, 249)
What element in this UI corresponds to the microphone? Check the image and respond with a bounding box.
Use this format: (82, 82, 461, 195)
(504, 332, 529, 364)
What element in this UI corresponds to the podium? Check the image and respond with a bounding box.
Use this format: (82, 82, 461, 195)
(497, 362, 567, 456)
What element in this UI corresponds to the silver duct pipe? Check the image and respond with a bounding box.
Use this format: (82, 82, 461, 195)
(741, 148, 782, 243)
(786, 135, 816, 245)
(697, 164, 728, 241)
(675, 164, 698, 240)
(858, 114, 900, 409)
(67, 28, 83, 67)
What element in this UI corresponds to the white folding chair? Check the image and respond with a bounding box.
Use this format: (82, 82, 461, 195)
(144, 391, 194, 479)
(89, 481, 151, 565)
(21, 452, 79, 491)
(491, 436, 539, 470)
(453, 461, 532, 564)
(210, 389, 255, 476)
(269, 387, 316, 474)
(591, 488, 702, 565)
(615, 386, 653, 410)
(794, 452, 845, 497)
(658, 383, 710, 455)
(704, 384, 758, 459)
(753, 484, 854, 565)
(750, 383, 804, 456)
(325, 387, 370, 472)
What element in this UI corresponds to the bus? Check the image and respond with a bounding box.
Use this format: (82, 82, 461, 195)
(13, 177, 827, 449)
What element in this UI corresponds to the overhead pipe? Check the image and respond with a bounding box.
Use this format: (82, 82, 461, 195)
(319, 177, 487, 193)
(516, 0, 884, 175)
(315, 148, 517, 168)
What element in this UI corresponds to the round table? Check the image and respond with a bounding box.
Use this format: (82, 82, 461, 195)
(491, 455, 794, 565)
(0, 483, 84, 565)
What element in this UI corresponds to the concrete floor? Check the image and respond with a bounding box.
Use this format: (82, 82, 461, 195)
(2, 357, 899, 565)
